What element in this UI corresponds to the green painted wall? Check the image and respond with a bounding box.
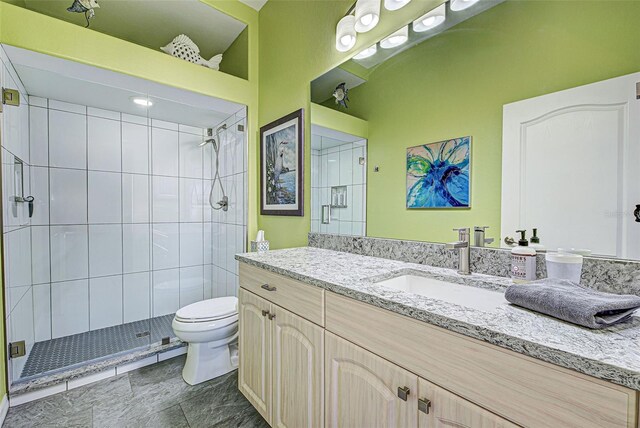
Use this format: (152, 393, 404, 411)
(221, 27, 249, 80)
(327, 0, 640, 244)
(259, 0, 640, 249)
(257, 0, 442, 249)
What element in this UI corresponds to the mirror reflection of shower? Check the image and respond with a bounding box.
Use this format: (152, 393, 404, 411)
(201, 124, 229, 211)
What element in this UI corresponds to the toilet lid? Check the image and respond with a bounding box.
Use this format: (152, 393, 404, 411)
(175, 297, 238, 322)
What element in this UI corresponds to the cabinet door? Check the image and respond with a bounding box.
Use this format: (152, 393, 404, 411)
(325, 332, 417, 428)
(238, 288, 272, 423)
(272, 305, 324, 428)
(418, 378, 519, 428)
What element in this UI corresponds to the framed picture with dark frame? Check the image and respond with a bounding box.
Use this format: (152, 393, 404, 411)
(260, 109, 304, 216)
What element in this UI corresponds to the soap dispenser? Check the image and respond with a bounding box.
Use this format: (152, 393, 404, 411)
(510, 230, 537, 283)
(530, 228, 545, 252)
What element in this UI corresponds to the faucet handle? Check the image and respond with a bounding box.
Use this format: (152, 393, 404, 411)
(452, 227, 470, 240)
(474, 226, 490, 232)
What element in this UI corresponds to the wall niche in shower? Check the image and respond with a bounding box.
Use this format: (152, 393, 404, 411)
(0, 44, 248, 391)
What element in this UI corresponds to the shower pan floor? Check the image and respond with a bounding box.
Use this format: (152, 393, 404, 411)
(20, 314, 176, 379)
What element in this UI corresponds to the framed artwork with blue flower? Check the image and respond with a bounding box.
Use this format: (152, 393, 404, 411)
(406, 136, 471, 209)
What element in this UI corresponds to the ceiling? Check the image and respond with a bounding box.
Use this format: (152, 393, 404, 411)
(5, 45, 244, 128)
(21, 0, 247, 59)
(311, 124, 364, 150)
(239, 0, 268, 11)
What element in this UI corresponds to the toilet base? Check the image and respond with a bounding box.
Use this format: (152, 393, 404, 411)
(182, 337, 239, 385)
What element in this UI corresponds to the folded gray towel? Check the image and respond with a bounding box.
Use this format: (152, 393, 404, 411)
(505, 279, 640, 329)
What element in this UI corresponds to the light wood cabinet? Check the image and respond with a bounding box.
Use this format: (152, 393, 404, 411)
(239, 288, 272, 422)
(418, 378, 518, 428)
(239, 287, 324, 428)
(325, 332, 417, 428)
(272, 304, 324, 428)
(240, 264, 639, 428)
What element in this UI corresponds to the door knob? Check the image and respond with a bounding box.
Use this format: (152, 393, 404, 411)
(397, 386, 410, 401)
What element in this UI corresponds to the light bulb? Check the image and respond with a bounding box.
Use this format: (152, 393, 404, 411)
(360, 13, 373, 26)
(413, 4, 446, 32)
(354, 0, 380, 33)
(380, 26, 409, 49)
(336, 15, 357, 52)
(450, 0, 480, 12)
(353, 44, 377, 60)
(384, 0, 410, 11)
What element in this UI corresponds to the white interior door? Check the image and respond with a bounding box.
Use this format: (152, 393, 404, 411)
(502, 72, 640, 258)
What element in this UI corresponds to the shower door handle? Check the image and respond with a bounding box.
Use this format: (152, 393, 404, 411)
(24, 196, 34, 218)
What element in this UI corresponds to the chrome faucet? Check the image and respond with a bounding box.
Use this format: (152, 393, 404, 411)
(473, 226, 494, 247)
(446, 228, 471, 275)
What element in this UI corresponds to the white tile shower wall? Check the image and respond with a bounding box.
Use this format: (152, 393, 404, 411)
(20, 98, 247, 348)
(311, 141, 367, 236)
(210, 112, 247, 298)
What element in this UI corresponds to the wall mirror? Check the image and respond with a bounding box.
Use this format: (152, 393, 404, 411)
(309, 0, 640, 260)
(310, 124, 367, 236)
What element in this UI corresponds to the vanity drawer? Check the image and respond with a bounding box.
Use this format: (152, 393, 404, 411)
(325, 292, 637, 428)
(239, 263, 324, 326)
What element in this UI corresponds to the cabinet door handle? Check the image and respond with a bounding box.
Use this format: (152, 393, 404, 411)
(418, 398, 431, 414)
(261, 284, 277, 292)
(397, 386, 410, 401)
(268, 313, 276, 320)
(261, 310, 269, 317)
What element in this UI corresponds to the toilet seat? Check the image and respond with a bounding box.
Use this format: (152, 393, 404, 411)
(175, 297, 237, 323)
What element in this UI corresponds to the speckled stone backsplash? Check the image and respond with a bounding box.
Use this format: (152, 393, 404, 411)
(308, 233, 640, 296)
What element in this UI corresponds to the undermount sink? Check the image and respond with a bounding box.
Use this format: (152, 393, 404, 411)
(375, 274, 508, 312)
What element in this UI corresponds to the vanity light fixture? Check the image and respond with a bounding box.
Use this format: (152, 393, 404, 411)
(353, 44, 377, 59)
(384, 0, 411, 11)
(354, 0, 381, 33)
(336, 14, 357, 52)
(413, 3, 446, 32)
(380, 25, 408, 49)
(450, 0, 480, 12)
(131, 97, 153, 107)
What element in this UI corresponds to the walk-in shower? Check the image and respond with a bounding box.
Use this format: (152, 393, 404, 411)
(0, 44, 248, 395)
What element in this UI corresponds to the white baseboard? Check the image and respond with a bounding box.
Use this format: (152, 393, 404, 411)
(0, 394, 9, 425)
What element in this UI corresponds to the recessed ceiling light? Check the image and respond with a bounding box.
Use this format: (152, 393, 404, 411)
(353, 44, 377, 60)
(380, 26, 408, 49)
(413, 4, 446, 32)
(450, 0, 480, 12)
(131, 97, 153, 107)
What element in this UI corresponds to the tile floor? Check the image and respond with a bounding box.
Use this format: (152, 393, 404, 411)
(20, 314, 176, 379)
(4, 355, 268, 428)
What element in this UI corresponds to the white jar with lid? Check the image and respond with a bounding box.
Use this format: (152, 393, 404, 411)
(545, 252, 583, 283)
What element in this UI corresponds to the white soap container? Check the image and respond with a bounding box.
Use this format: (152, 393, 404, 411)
(545, 252, 583, 283)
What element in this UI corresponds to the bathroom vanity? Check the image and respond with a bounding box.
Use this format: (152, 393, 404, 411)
(237, 247, 640, 428)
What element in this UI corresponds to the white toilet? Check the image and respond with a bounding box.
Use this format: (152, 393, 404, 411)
(172, 296, 239, 385)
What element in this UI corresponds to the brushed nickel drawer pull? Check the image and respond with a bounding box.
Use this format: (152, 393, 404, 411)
(261, 310, 269, 317)
(397, 386, 410, 401)
(418, 398, 431, 414)
(268, 313, 276, 320)
(261, 284, 277, 292)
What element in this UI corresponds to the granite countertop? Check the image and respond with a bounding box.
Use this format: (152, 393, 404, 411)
(236, 247, 640, 391)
